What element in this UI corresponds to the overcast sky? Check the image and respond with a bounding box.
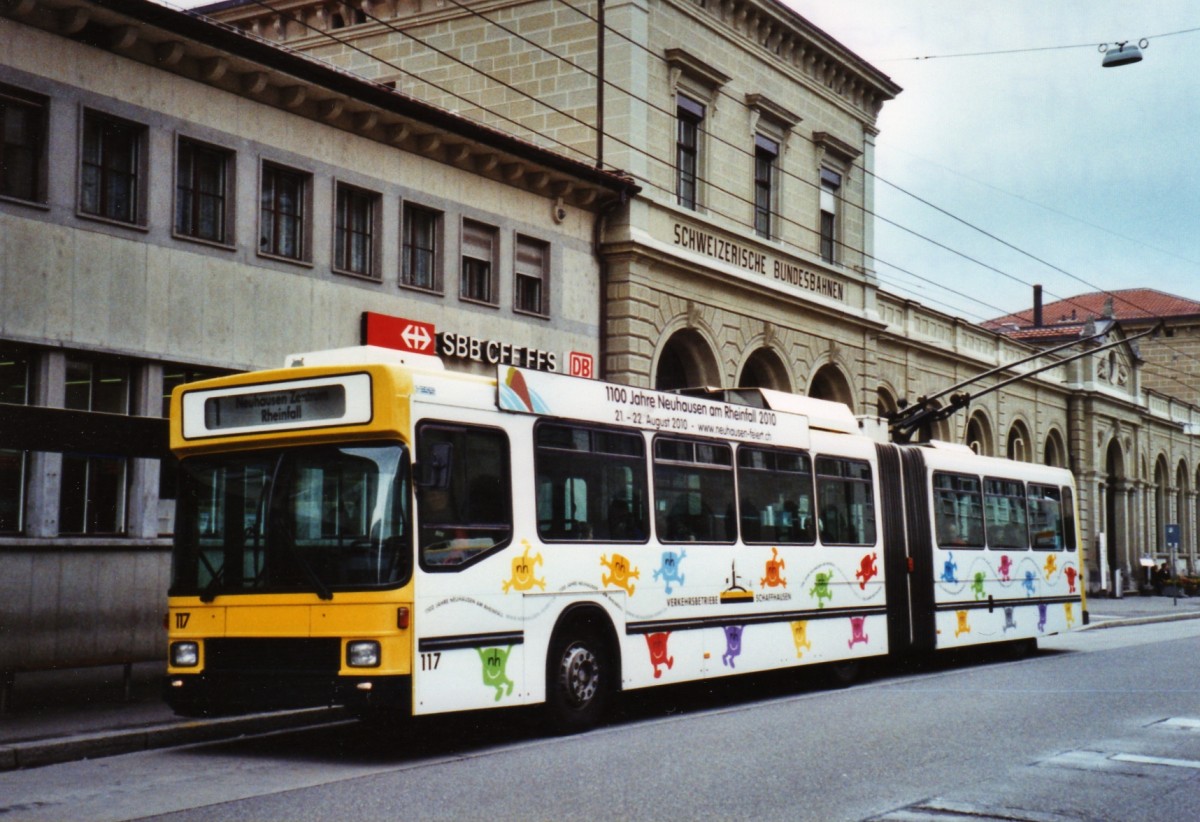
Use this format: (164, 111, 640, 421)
(786, 0, 1200, 322)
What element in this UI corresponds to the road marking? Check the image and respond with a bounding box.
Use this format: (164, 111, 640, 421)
(1156, 716, 1200, 730)
(1111, 753, 1200, 770)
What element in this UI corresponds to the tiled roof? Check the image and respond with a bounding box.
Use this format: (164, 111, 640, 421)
(984, 288, 1200, 333)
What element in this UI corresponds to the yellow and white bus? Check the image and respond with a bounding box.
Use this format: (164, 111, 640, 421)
(164, 346, 1083, 729)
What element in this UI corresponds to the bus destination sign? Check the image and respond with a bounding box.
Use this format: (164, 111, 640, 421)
(181, 374, 373, 439)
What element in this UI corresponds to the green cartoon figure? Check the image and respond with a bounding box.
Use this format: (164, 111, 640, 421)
(809, 570, 834, 608)
(971, 570, 986, 600)
(478, 645, 515, 701)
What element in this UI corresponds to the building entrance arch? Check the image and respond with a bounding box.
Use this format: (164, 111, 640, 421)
(738, 348, 791, 392)
(809, 363, 854, 411)
(655, 329, 721, 392)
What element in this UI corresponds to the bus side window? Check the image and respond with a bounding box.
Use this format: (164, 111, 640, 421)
(815, 456, 876, 546)
(416, 422, 512, 569)
(534, 421, 648, 543)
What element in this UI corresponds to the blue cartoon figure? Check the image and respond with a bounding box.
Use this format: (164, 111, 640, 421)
(654, 549, 687, 595)
(1003, 606, 1017, 633)
(1022, 570, 1037, 597)
(941, 553, 958, 584)
(722, 625, 745, 668)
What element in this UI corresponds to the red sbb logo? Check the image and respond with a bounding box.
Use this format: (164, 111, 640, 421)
(569, 352, 594, 379)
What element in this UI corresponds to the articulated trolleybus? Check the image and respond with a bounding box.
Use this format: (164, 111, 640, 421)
(165, 346, 1083, 728)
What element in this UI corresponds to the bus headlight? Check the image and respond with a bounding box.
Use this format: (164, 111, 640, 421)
(347, 640, 381, 668)
(171, 641, 200, 667)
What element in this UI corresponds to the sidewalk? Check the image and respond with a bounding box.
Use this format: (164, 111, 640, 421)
(3, 593, 1199, 772)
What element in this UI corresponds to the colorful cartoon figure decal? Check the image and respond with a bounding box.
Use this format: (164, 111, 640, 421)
(1003, 606, 1017, 633)
(954, 610, 971, 638)
(653, 549, 687, 594)
(1037, 603, 1048, 633)
(1065, 566, 1078, 594)
(1022, 570, 1037, 597)
(1065, 602, 1075, 629)
(790, 620, 812, 659)
(998, 555, 1013, 582)
(502, 541, 546, 594)
(848, 616, 869, 649)
(478, 646, 515, 701)
(722, 625, 745, 668)
(971, 571, 986, 601)
(1044, 554, 1058, 581)
(941, 553, 958, 584)
(645, 632, 673, 678)
(601, 553, 640, 595)
(761, 547, 787, 589)
(809, 571, 834, 608)
(855, 553, 878, 590)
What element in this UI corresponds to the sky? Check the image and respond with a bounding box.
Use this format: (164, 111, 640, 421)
(786, 0, 1200, 322)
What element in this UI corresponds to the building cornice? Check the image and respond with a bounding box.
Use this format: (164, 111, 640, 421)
(2, 0, 640, 210)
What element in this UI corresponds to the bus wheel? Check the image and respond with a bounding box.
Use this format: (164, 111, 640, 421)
(546, 628, 610, 733)
(828, 660, 861, 687)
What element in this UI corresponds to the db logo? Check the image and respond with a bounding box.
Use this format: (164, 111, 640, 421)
(568, 352, 594, 379)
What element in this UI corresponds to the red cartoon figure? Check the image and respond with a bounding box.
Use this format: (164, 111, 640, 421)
(997, 554, 1013, 582)
(1065, 565, 1077, 593)
(855, 552, 878, 590)
(645, 632, 673, 678)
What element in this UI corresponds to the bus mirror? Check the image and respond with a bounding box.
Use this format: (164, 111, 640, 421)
(416, 442, 453, 489)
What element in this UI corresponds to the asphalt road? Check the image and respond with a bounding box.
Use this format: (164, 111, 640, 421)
(3, 620, 1199, 822)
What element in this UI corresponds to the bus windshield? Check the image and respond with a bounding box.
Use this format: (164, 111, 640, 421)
(171, 443, 410, 599)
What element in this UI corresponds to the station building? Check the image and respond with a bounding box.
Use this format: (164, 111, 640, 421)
(0, 0, 636, 684)
(3, 0, 1200, 689)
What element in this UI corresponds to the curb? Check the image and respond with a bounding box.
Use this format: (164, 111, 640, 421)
(1082, 609, 1200, 631)
(0, 706, 347, 772)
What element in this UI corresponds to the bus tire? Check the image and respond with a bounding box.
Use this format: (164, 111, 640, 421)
(546, 624, 611, 733)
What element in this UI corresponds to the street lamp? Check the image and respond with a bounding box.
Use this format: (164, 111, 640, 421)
(1100, 39, 1148, 67)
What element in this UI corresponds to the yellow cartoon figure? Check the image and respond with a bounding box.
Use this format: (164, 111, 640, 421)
(1043, 554, 1058, 581)
(954, 609, 971, 638)
(1064, 601, 1075, 628)
(502, 541, 546, 593)
(789, 620, 812, 658)
(600, 553, 640, 595)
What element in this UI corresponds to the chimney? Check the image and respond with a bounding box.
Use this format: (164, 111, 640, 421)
(1033, 284, 1043, 327)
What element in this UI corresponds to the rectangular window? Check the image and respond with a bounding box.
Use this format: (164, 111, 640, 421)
(60, 355, 132, 535)
(0, 346, 32, 534)
(416, 423, 512, 569)
(819, 168, 841, 263)
(737, 446, 814, 544)
(654, 437, 735, 543)
(0, 85, 47, 203)
(515, 235, 549, 316)
(175, 138, 233, 244)
(933, 472, 985, 548)
(676, 95, 704, 210)
(80, 110, 145, 224)
(401, 202, 441, 292)
(534, 422, 648, 542)
(1028, 484, 1067, 550)
(334, 183, 380, 278)
(816, 456, 876, 545)
(461, 219, 497, 304)
(984, 477, 1028, 549)
(260, 162, 309, 261)
(753, 135, 778, 239)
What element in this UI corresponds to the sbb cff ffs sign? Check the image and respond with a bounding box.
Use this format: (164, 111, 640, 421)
(361, 312, 435, 354)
